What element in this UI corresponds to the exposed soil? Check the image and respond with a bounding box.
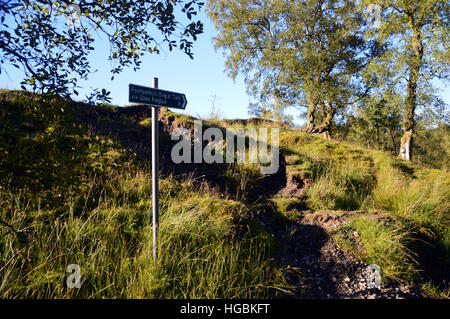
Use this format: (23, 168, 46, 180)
(278, 169, 312, 197)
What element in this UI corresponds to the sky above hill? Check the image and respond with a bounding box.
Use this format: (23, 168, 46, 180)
(0, 9, 260, 121)
(0, 8, 448, 125)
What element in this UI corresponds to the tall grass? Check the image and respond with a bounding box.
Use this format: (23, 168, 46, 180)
(0, 163, 288, 298)
(280, 128, 449, 295)
(306, 161, 375, 210)
(132, 179, 289, 298)
(372, 165, 449, 234)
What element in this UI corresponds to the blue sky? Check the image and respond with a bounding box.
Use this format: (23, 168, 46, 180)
(0, 7, 448, 125)
(82, 9, 255, 120)
(1, 9, 257, 121)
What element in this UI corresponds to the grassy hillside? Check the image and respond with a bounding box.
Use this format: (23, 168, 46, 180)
(0, 90, 289, 298)
(278, 130, 449, 291)
(0, 90, 448, 298)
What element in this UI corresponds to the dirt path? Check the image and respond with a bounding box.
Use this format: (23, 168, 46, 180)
(255, 209, 424, 299)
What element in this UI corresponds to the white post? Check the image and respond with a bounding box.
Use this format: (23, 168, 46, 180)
(152, 77, 159, 259)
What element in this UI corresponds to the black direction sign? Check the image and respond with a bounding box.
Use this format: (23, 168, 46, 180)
(129, 83, 187, 110)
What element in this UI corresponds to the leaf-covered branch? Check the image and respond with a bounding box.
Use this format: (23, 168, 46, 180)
(0, 0, 204, 101)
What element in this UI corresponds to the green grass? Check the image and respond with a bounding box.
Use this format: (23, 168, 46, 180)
(306, 161, 375, 211)
(0, 155, 289, 298)
(1, 89, 449, 298)
(279, 127, 449, 296)
(133, 188, 288, 298)
(269, 196, 305, 222)
(338, 217, 417, 282)
(0, 90, 289, 298)
(223, 163, 263, 200)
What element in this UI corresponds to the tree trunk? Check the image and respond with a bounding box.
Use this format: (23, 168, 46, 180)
(400, 129, 413, 160)
(389, 128, 397, 154)
(305, 102, 335, 139)
(400, 64, 420, 160)
(317, 105, 335, 139)
(305, 102, 316, 133)
(400, 76, 418, 160)
(322, 131, 331, 140)
(400, 23, 423, 161)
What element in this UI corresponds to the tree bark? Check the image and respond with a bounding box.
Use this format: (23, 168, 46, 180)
(400, 129, 413, 160)
(305, 102, 316, 133)
(322, 130, 331, 140)
(307, 104, 335, 139)
(318, 106, 335, 140)
(400, 22, 423, 161)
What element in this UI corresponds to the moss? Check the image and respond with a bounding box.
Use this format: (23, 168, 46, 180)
(139, 118, 152, 127)
(285, 155, 302, 165)
(270, 196, 305, 221)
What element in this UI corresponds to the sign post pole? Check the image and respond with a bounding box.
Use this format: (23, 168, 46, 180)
(152, 77, 159, 259)
(128, 79, 187, 260)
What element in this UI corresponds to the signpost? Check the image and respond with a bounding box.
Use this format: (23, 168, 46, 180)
(129, 83, 187, 110)
(129, 79, 187, 259)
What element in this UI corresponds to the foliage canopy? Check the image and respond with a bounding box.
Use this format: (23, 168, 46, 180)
(0, 0, 204, 101)
(207, 0, 380, 136)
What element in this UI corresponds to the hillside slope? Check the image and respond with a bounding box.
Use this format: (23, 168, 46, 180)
(0, 90, 448, 298)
